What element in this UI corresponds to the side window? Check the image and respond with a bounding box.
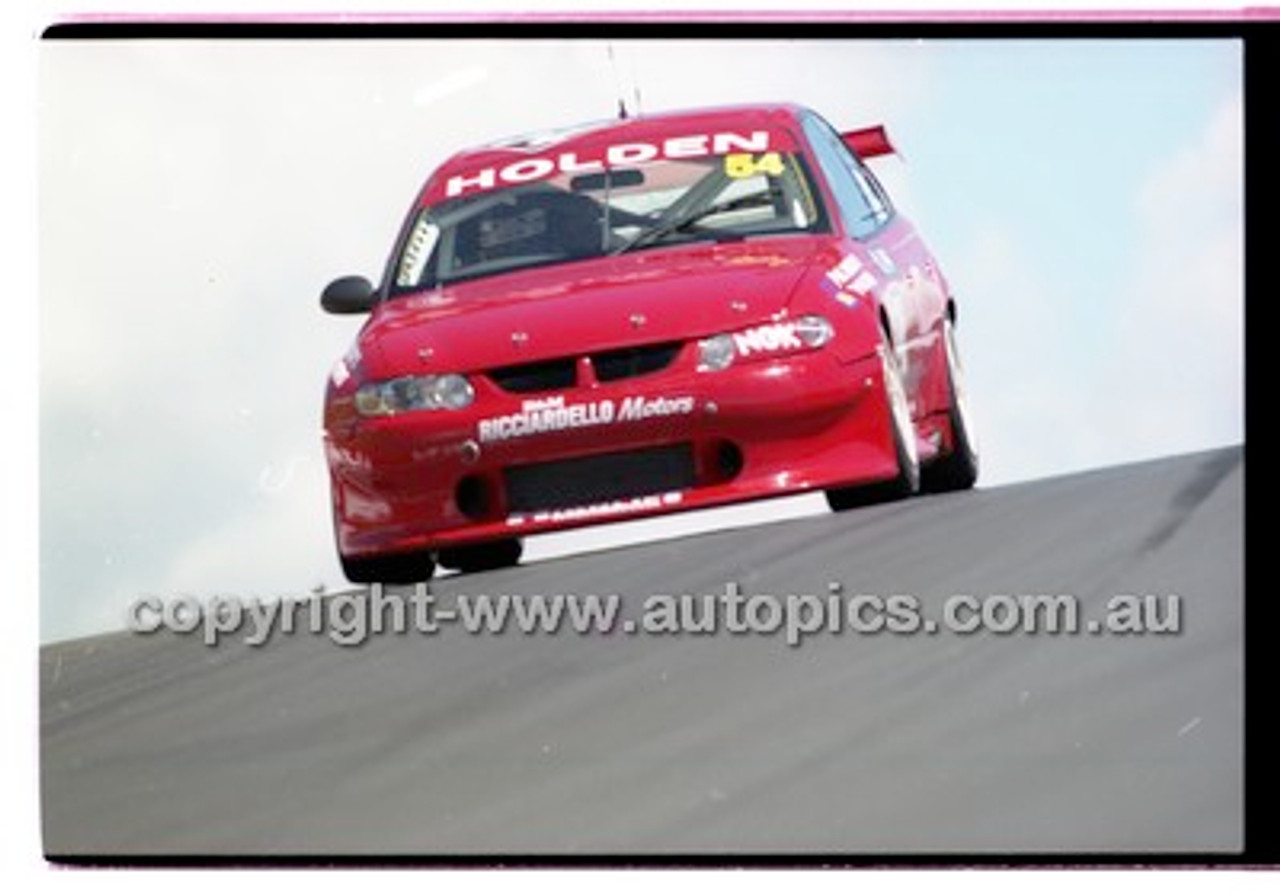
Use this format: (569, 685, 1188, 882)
(847, 158, 893, 228)
(800, 113, 892, 240)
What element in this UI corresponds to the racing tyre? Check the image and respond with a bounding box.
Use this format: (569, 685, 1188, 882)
(437, 538, 524, 574)
(921, 317, 979, 493)
(340, 550, 436, 585)
(826, 344, 921, 511)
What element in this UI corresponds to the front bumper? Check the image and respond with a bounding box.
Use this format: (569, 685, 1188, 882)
(325, 348, 901, 558)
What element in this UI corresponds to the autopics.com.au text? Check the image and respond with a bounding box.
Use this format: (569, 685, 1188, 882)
(126, 582, 1184, 648)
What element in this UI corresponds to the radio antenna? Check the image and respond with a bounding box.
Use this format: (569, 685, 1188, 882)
(630, 51, 643, 117)
(607, 43, 629, 119)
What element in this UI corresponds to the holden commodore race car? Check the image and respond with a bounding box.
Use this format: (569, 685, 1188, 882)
(320, 103, 978, 583)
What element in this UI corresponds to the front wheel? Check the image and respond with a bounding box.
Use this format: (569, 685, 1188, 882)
(922, 317, 979, 493)
(826, 344, 920, 511)
(437, 538, 524, 574)
(340, 550, 436, 585)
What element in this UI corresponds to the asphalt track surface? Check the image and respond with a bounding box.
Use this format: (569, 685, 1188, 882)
(41, 446, 1243, 858)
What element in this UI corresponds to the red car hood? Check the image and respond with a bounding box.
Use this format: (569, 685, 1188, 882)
(359, 237, 832, 377)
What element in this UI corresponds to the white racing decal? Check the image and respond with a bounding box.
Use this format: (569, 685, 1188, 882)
(825, 254, 879, 306)
(826, 254, 864, 287)
(508, 491, 684, 526)
(330, 359, 351, 388)
(396, 217, 439, 287)
(479, 396, 613, 443)
(850, 270, 878, 296)
(445, 131, 774, 198)
(870, 247, 898, 276)
(618, 394, 695, 421)
(333, 343, 362, 385)
(732, 322, 803, 357)
(478, 394, 694, 443)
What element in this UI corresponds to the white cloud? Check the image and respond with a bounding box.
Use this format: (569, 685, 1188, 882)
(413, 65, 490, 107)
(940, 222, 1104, 485)
(157, 452, 341, 597)
(1092, 90, 1244, 461)
(940, 89, 1243, 488)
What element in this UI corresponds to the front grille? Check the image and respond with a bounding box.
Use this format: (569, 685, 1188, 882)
(504, 444, 696, 513)
(592, 342, 682, 382)
(487, 341, 682, 393)
(488, 358, 577, 393)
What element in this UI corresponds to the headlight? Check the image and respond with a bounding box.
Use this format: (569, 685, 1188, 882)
(354, 374, 475, 417)
(793, 314, 834, 348)
(697, 334, 736, 371)
(433, 374, 476, 409)
(699, 315, 835, 371)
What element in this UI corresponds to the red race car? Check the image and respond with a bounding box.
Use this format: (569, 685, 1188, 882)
(321, 103, 978, 582)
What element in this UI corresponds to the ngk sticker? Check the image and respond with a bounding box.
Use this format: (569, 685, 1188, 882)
(732, 322, 804, 357)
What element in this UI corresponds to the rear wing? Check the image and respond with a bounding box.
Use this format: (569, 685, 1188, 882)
(841, 125, 896, 160)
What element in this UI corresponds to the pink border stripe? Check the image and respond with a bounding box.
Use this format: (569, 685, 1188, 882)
(49, 8, 1280, 26)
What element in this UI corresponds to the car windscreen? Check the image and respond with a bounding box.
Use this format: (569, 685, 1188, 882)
(390, 151, 828, 294)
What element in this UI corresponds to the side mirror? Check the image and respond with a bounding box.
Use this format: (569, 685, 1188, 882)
(321, 276, 376, 315)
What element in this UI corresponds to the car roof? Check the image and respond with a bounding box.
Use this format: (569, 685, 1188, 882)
(417, 102, 814, 205)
